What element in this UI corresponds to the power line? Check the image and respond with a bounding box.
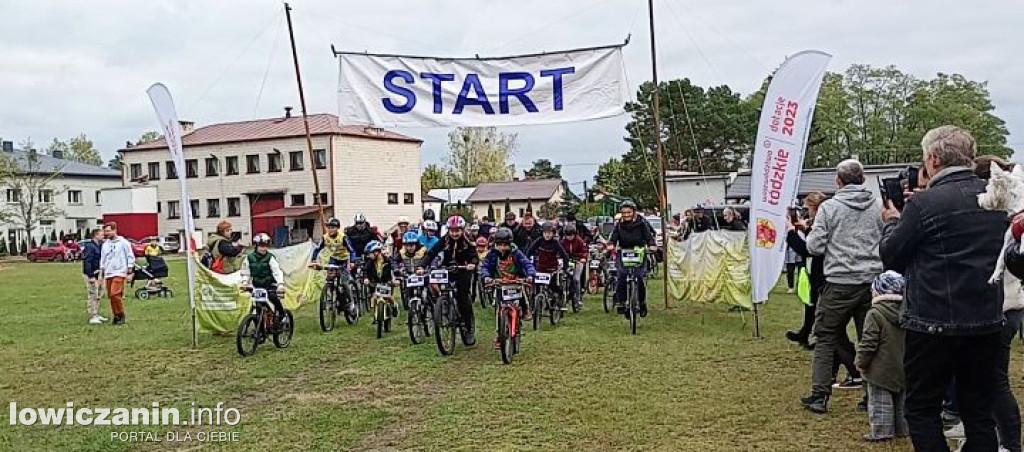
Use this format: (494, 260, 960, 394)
(253, 15, 285, 118)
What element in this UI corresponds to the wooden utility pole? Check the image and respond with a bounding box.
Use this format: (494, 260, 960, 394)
(648, 0, 671, 309)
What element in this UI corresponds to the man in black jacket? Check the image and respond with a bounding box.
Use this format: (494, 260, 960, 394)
(514, 214, 542, 251)
(607, 201, 655, 317)
(880, 125, 1006, 451)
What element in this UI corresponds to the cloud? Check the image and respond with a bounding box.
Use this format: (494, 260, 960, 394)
(0, 0, 1019, 181)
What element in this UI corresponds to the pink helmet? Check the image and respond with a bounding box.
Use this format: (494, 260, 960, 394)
(446, 216, 467, 230)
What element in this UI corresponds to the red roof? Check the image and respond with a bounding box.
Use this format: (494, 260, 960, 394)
(124, 114, 421, 151)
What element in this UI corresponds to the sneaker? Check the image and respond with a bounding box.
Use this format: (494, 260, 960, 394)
(857, 396, 868, 412)
(559, 305, 569, 312)
(941, 410, 961, 429)
(944, 422, 965, 439)
(493, 339, 501, 350)
(786, 288, 796, 294)
(801, 392, 829, 414)
(461, 329, 476, 346)
(523, 310, 533, 321)
(97, 315, 109, 322)
(832, 376, 863, 390)
(112, 316, 125, 325)
(785, 330, 809, 345)
(89, 316, 103, 325)
(863, 434, 892, 442)
(639, 302, 648, 318)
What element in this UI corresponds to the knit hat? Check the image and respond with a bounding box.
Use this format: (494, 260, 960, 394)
(872, 271, 906, 296)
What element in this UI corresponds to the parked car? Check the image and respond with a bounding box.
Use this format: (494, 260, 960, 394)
(126, 239, 148, 258)
(141, 235, 180, 254)
(26, 243, 72, 262)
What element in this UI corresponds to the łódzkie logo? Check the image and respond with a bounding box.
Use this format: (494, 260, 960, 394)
(755, 218, 777, 249)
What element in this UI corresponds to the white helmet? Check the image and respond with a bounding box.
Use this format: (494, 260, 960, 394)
(353, 212, 367, 224)
(397, 216, 410, 225)
(253, 233, 272, 246)
(423, 220, 438, 231)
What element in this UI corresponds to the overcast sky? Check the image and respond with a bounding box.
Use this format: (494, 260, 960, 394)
(0, 0, 1020, 188)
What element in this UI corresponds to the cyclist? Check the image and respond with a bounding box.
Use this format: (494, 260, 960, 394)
(345, 213, 377, 262)
(564, 212, 594, 243)
(386, 216, 411, 254)
(607, 201, 655, 317)
(310, 217, 357, 313)
(480, 227, 536, 346)
(527, 222, 571, 310)
(419, 220, 440, 251)
(417, 216, 478, 346)
(472, 236, 490, 304)
(363, 240, 398, 319)
(560, 224, 589, 310)
(466, 223, 480, 242)
(240, 233, 286, 321)
(392, 231, 426, 309)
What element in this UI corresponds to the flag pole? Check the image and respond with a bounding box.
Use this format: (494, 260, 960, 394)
(284, 3, 327, 229)
(647, 0, 671, 309)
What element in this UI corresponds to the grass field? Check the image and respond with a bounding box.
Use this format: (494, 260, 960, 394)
(1, 259, 1017, 451)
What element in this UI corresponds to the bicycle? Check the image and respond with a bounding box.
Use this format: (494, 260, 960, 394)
(476, 272, 493, 309)
(602, 257, 618, 314)
(352, 265, 372, 314)
(428, 265, 472, 356)
(316, 263, 359, 332)
(566, 260, 583, 313)
(532, 271, 563, 328)
(371, 282, 399, 339)
(487, 279, 529, 364)
(619, 247, 647, 335)
(644, 251, 659, 280)
(402, 273, 432, 344)
(236, 286, 294, 357)
(586, 246, 605, 295)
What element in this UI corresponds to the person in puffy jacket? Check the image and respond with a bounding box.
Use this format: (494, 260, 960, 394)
(527, 223, 570, 309)
(480, 227, 536, 327)
(855, 271, 908, 442)
(418, 216, 479, 345)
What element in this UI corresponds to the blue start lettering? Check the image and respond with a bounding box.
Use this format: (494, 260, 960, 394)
(379, 67, 575, 115)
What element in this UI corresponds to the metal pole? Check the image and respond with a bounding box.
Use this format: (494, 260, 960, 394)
(284, 3, 327, 229)
(753, 301, 762, 339)
(648, 0, 671, 309)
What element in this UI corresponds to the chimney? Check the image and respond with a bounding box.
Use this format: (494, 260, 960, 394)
(179, 120, 195, 135)
(1, 141, 12, 153)
(52, 150, 64, 159)
(284, 107, 293, 118)
(363, 126, 385, 136)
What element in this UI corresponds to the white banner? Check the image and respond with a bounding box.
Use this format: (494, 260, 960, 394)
(749, 51, 832, 303)
(336, 45, 629, 127)
(147, 83, 200, 345)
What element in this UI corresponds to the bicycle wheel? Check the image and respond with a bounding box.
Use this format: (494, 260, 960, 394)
(319, 287, 336, 332)
(628, 280, 638, 335)
(384, 301, 393, 333)
(549, 294, 562, 326)
(533, 292, 546, 331)
(602, 281, 613, 314)
(434, 296, 456, 356)
(500, 309, 514, 364)
(236, 315, 260, 357)
(376, 300, 385, 339)
(408, 300, 427, 344)
(273, 310, 294, 348)
(343, 283, 359, 324)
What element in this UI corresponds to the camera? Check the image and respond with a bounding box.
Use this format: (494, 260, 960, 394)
(878, 165, 919, 211)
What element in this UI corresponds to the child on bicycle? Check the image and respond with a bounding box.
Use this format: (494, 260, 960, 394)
(479, 227, 536, 348)
(392, 231, 425, 276)
(363, 240, 397, 319)
(240, 233, 286, 319)
(527, 222, 571, 310)
(310, 217, 355, 313)
(560, 224, 589, 310)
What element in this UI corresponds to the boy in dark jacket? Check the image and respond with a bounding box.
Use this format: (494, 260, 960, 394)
(82, 229, 106, 324)
(527, 223, 571, 310)
(855, 271, 908, 442)
(559, 225, 589, 309)
(480, 227, 536, 348)
(363, 240, 397, 319)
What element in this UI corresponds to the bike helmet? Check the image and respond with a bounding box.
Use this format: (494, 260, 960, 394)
(423, 220, 438, 231)
(542, 222, 557, 232)
(620, 201, 638, 211)
(364, 240, 383, 254)
(397, 216, 410, 225)
(563, 224, 577, 235)
(423, 209, 436, 221)
(402, 231, 419, 242)
(468, 223, 480, 232)
(493, 227, 514, 244)
(253, 233, 272, 245)
(475, 237, 489, 247)
(353, 212, 367, 224)
(326, 217, 341, 228)
(446, 216, 466, 230)
(505, 212, 517, 221)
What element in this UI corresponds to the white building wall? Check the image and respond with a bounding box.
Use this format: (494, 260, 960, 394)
(666, 177, 728, 213)
(1, 174, 121, 245)
(332, 136, 421, 231)
(471, 196, 560, 221)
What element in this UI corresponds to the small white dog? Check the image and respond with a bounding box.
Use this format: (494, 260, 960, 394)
(977, 162, 1024, 284)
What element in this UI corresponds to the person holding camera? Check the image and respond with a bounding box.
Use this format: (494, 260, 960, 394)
(800, 159, 883, 414)
(880, 126, 1007, 451)
(206, 220, 245, 274)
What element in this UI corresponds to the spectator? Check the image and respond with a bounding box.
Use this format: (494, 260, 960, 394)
(82, 229, 106, 325)
(514, 214, 542, 251)
(387, 216, 411, 255)
(500, 212, 519, 231)
(801, 159, 883, 414)
(478, 216, 494, 240)
(668, 213, 685, 242)
(99, 222, 134, 325)
(206, 220, 244, 274)
(691, 206, 713, 233)
(721, 206, 747, 231)
(144, 238, 162, 257)
(855, 271, 909, 442)
(880, 125, 1006, 451)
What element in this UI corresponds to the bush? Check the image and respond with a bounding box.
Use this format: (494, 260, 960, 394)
(0, 238, 7, 256)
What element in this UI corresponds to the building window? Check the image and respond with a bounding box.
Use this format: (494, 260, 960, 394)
(95, 190, 101, 204)
(387, 193, 398, 205)
(314, 149, 326, 169)
(226, 156, 239, 176)
(130, 163, 142, 180)
(38, 190, 53, 203)
(157, 202, 161, 213)
(205, 157, 219, 177)
(207, 199, 220, 218)
(291, 194, 305, 206)
(288, 151, 303, 171)
(168, 201, 180, 219)
(147, 162, 161, 180)
(6, 189, 21, 203)
(268, 153, 283, 172)
(227, 197, 241, 217)
(404, 193, 415, 205)
(318, 193, 328, 204)
(67, 190, 82, 205)
(246, 155, 260, 174)
(166, 161, 178, 179)
(190, 200, 200, 219)
(185, 159, 198, 178)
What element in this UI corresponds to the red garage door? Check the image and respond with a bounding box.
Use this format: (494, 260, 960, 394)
(249, 194, 284, 237)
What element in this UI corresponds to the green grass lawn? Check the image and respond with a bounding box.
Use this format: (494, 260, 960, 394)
(1, 259, 1015, 451)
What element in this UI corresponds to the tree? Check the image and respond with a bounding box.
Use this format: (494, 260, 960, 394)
(524, 159, 562, 180)
(486, 202, 495, 220)
(443, 127, 516, 186)
(0, 143, 66, 248)
(138, 131, 160, 144)
(67, 134, 103, 166)
(107, 154, 124, 171)
(421, 164, 453, 193)
(537, 202, 560, 220)
(0, 238, 7, 256)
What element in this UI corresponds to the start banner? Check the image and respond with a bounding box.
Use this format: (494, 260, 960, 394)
(749, 51, 831, 303)
(336, 44, 629, 127)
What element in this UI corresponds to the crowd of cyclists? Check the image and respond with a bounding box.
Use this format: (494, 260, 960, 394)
(240, 201, 658, 358)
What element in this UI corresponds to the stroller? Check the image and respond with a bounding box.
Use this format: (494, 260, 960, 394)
(132, 255, 173, 299)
